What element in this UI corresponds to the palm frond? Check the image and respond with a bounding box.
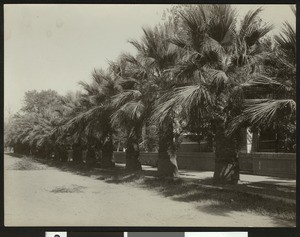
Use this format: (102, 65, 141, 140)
(241, 74, 293, 96)
(151, 85, 212, 126)
(172, 57, 199, 80)
(227, 98, 296, 135)
(202, 35, 226, 56)
(117, 77, 139, 89)
(169, 35, 188, 49)
(207, 4, 237, 44)
(150, 97, 176, 125)
(243, 99, 296, 126)
(205, 68, 228, 93)
(111, 100, 145, 128)
(178, 8, 208, 52)
(239, 7, 263, 40)
(275, 21, 296, 65)
(111, 90, 142, 108)
(244, 23, 273, 47)
(61, 105, 106, 137)
(78, 81, 98, 96)
(129, 39, 146, 54)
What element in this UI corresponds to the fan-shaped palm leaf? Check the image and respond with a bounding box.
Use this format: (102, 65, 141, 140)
(245, 99, 295, 124)
(111, 90, 142, 108)
(151, 85, 213, 125)
(239, 7, 263, 40)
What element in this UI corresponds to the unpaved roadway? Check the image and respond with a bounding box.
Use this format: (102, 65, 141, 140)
(4, 154, 292, 227)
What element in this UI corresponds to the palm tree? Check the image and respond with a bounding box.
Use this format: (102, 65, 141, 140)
(61, 68, 121, 168)
(152, 5, 273, 184)
(52, 91, 87, 162)
(228, 6, 296, 152)
(110, 56, 157, 171)
(123, 20, 181, 177)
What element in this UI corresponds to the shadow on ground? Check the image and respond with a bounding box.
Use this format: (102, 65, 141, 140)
(5, 152, 23, 158)
(7, 153, 296, 226)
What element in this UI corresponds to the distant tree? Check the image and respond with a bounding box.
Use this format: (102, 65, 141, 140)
(21, 90, 62, 114)
(5, 89, 65, 156)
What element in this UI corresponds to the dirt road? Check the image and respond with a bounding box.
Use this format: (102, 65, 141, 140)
(4, 154, 292, 227)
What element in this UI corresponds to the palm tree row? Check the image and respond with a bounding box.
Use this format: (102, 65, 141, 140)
(5, 5, 295, 184)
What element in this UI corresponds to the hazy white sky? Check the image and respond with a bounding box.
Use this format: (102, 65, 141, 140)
(4, 4, 295, 117)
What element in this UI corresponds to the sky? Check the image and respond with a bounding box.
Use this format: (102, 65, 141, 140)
(4, 4, 296, 118)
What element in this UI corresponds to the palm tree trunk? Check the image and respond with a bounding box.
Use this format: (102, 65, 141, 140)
(73, 143, 83, 163)
(101, 135, 115, 168)
(86, 146, 96, 168)
(117, 141, 121, 152)
(59, 145, 68, 162)
(125, 136, 142, 171)
(143, 120, 151, 152)
(125, 125, 142, 171)
(213, 119, 239, 184)
(157, 120, 179, 177)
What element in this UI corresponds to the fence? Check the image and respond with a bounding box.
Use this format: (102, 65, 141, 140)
(113, 151, 296, 179)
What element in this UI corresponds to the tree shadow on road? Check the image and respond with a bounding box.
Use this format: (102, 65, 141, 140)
(56, 161, 295, 226)
(139, 178, 295, 226)
(18, 154, 296, 226)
